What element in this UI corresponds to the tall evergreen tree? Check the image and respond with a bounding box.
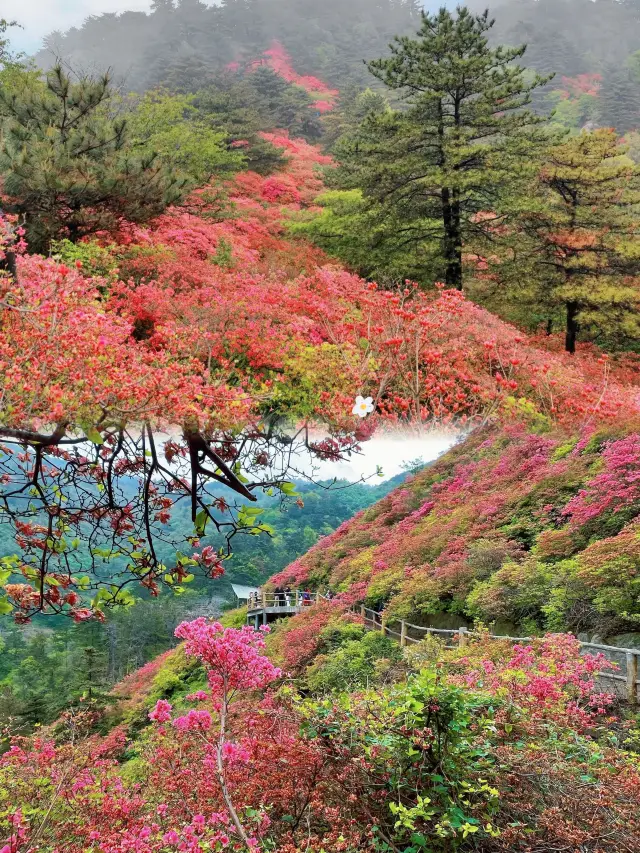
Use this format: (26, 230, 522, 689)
(0, 66, 187, 252)
(334, 7, 551, 289)
(520, 130, 640, 353)
(250, 66, 323, 141)
(321, 87, 388, 152)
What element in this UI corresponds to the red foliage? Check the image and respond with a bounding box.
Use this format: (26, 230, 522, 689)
(558, 73, 602, 99)
(250, 41, 338, 112)
(2, 82, 639, 622)
(0, 626, 636, 853)
(269, 422, 640, 636)
(451, 633, 615, 731)
(563, 433, 640, 527)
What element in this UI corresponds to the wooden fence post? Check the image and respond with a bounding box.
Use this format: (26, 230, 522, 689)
(400, 621, 407, 648)
(262, 590, 266, 609)
(360, 604, 366, 619)
(459, 627, 468, 649)
(380, 614, 387, 635)
(627, 652, 638, 705)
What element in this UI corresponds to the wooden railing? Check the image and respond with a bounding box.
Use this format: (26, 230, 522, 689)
(357, 605, 640, 706)
(247, 591, 325, 611)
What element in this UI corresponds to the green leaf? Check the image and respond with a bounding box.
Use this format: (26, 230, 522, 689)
(195, 509, 208, 535)
(0, 598, 14, 615)
(279, 481, 299, 496)
(86, 427, 104, 445)
(242, 506, 264, 517)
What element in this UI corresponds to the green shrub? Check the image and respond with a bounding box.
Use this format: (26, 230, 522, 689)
(299, 668, 501, 850)
(306, 630, 402, 692)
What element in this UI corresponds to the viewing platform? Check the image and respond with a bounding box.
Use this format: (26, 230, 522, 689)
(246, 591, 324, 627)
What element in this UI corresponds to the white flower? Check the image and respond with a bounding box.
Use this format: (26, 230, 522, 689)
(352, 395, 374, 418)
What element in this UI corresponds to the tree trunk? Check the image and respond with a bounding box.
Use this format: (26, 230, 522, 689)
(106, 622, 117, 683)
(441, 186, 463, 290)
(216, 683, 252, 846)
(565, 301, 579, 354)
(437, 95, 463, 292)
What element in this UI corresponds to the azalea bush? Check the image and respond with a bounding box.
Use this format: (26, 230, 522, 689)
(305, 625, 402, 692)
(442, 632, 615, 732)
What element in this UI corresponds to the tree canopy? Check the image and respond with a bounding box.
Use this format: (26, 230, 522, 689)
(298, 8, 551, 290)
(0, 67, 187, 252)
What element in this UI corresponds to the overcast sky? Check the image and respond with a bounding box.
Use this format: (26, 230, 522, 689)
(311, 430, 458, 483)
(4, 0, 153, 53)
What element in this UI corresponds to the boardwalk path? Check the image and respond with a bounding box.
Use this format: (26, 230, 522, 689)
(247, 593, 640, 705)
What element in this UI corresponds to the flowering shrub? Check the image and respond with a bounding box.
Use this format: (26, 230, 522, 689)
(298, 668, 503, 850)
(445, 632, 615, 731)
(563, 433, 640, 528)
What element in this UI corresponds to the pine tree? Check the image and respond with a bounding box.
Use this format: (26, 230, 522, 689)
(248, 66, 323, 141)
(194, 76, 287, 174)
(521, 130, 640, 353)
(0, 66, 187, 252)
(335, 7, 551, 289)
(322, 87, 388, 152)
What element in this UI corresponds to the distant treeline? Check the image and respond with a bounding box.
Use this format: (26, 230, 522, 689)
(474, 0, 640, 132)
(35, 1, 640, 134)
(36, 0, 423, 93)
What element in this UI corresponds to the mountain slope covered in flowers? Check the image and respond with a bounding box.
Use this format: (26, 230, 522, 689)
(5, 112, 640, 621)
(272, 422, 640, 643)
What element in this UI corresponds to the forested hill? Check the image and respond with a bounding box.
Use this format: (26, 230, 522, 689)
(36, 0, 423, 92)
(35, 0, 640, 133)
(271, 422, 640, 646)
(474, 0, 640, 78)
(475, 0, 640, 133)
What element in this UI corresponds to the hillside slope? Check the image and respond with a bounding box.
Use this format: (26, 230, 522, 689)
(272, 422, 640, 643)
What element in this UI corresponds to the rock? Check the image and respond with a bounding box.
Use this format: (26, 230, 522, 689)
(604, 632, 640, 650)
